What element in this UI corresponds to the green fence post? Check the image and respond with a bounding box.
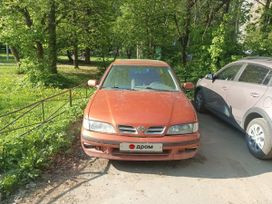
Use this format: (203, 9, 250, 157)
(41, 101, 45, 121)
(69, 89, 72, 107)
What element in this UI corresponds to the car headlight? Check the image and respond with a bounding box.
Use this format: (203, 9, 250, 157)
(167, 123, 198, 135)
(83, 118, 116, 133)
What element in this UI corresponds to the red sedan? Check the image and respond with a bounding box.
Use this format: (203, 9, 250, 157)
(81, 59, 199, 161)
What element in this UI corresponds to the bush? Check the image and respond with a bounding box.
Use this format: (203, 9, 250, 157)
(18, 59, 60, 87)
(0, 94, 88, 198)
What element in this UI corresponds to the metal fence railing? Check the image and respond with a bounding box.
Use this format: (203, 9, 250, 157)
(0, 83, 93, 137)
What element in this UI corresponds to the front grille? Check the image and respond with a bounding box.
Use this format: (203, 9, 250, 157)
(145, 126, 165, 135)
(118, 125, 137, 134)
(118, 125, 165, 135)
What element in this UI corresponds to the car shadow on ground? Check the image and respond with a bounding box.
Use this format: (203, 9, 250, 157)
(38, 160, 111, 204)
(111, 113, 272, 179)
(12, 158, 112, 204)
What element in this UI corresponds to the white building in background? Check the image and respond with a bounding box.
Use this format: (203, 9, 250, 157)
(240, 0, 263, 41)
(250, 0, 263, 22)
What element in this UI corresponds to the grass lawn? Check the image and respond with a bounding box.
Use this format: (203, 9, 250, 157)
(0, 57, 109, 197)
(0, 62, 100, 114)
(0, 53, 15, 64)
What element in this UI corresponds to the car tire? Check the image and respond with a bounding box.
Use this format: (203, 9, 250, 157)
(194, 90, 206, 113)
(246, 118, 272, 159)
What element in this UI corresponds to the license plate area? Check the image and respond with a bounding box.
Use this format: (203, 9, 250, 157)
(120, 143, 163, 153)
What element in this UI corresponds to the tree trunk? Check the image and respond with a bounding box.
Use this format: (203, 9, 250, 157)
(67, 50, 73, 62)
(72, 9, 79, 69)
(10, 46, 20, 66)
(173, 0, 197, 81)
(126, 49, 132, 59)
(36, 42, 44, 60)
(102, 55, 107, 69)
(48, 0, 57, 73)
(261, 0, 272, 32)
(180, 0, 194, 68)
(84, 47, 91, 64)
(113, 48, 119, 60)
(224, 0, 231, 13)
(73, 44, 79, 69)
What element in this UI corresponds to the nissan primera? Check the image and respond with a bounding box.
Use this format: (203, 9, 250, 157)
(81, 59, 199, 161)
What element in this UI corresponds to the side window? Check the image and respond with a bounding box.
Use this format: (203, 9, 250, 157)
(239, 64, 269, 85)
(216, 64, 242, 81)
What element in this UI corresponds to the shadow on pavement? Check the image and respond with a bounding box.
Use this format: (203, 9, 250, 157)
(33, 159, 111, 204)
(111, 113, 272, 179)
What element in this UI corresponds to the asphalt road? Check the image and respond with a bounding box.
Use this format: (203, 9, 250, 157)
(15, 113, 272, 204)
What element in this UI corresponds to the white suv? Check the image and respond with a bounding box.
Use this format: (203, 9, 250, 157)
(195, 57, 272, 159)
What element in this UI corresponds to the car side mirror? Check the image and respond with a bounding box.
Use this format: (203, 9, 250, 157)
(205, 73, 217, 82)
(205, 73, 214, 80)
(182, 82, 195, 90)
(87, 80, 99, 87)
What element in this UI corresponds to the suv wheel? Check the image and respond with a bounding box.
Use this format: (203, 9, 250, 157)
(194, 90, 206, 113)
(246, 118, 272, 159)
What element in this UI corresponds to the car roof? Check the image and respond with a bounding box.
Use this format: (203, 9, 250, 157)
(237, 57, 272, 68)
(112, 59, 170, 67)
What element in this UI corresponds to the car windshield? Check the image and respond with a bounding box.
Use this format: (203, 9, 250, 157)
(102, 65, 179, 92)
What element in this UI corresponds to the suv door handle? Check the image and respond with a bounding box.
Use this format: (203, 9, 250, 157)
(250, 92, 260, 98)
(222, 86, 228, 91)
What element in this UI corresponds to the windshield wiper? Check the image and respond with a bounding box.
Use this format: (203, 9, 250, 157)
(136, 86, 174, 92)
(103, 86, 136, 91)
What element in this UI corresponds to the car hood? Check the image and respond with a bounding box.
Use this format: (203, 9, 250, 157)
(85, 89, 197, 127)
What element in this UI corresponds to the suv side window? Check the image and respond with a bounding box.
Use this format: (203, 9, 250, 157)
(216, 64, 242, 81)
(239, 64, 270, 85)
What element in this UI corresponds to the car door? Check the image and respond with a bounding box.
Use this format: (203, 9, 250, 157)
(225, 63, 270, 126)
(205, 63, 244, 117)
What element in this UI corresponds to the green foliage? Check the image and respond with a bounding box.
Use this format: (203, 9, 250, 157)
(209, 17, 228, 72)
(244, 2, 272, 56)
(57, 0, 120, 58)
(0, 65, 95, 197)
(114, 0, 175, 58)
(245, 25, 272, 56)
(0, 64, 96, 113)
(112, 0, 249, 82)
(1, 0, 271, 84)
(0, 101, 86, 196)
(209, 12, 244, 72)
(0, 66, 54, 112)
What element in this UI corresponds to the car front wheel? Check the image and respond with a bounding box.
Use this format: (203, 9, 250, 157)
(246, 118, 272, 159)
(194, 90, 206, 113)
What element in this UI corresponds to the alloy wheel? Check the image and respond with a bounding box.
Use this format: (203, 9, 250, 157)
(247, 124, 265, 152)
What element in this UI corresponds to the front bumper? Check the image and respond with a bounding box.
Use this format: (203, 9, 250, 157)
(81, 129, 200, 161)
